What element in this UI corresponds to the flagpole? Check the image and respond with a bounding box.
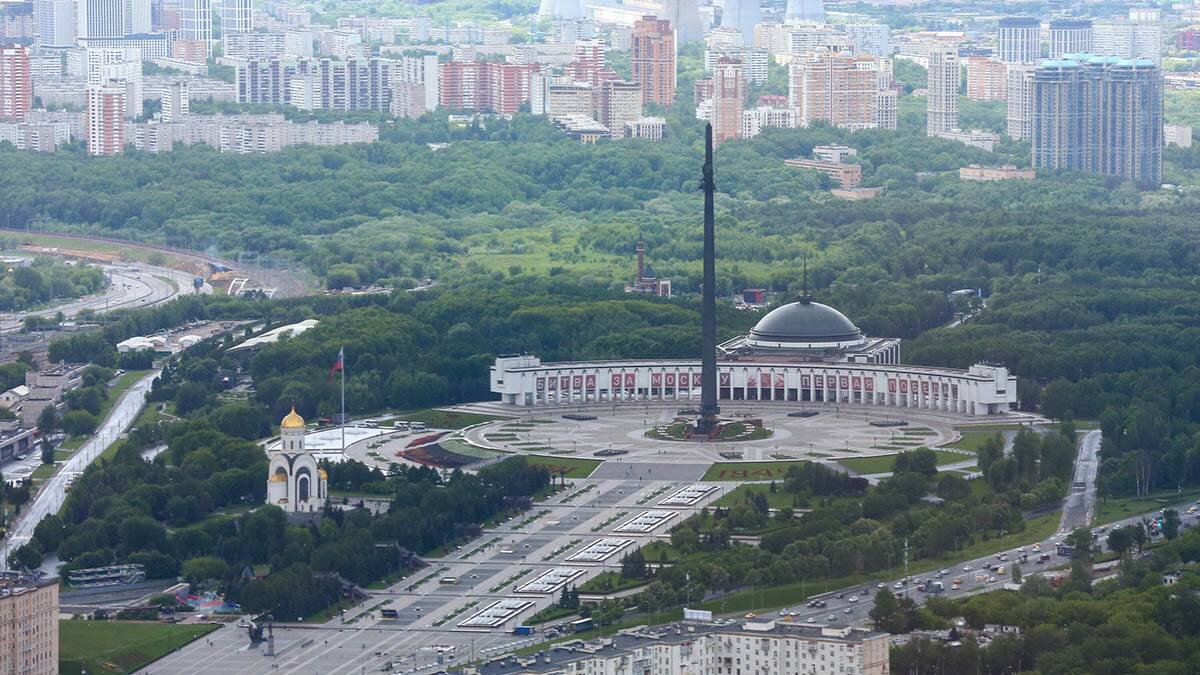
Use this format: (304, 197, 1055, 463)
(340, 347, 346, 452)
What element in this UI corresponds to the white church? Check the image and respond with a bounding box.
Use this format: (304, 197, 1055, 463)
(267, 407, 328, 513)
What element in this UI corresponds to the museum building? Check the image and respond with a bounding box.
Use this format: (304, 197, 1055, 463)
(491, 296, 1016, 415)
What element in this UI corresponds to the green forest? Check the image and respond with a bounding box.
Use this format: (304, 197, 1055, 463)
(890, 522, 1200, 674)
(0, 258, 105, 311)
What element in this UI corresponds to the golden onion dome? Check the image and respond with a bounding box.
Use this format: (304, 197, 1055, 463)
(280, 406, 306, 429)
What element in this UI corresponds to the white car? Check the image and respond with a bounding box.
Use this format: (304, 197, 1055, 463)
(962, 565, 973, 572)
(893, 582, 903, 590)
(848, 596, 859, 603)
(940, 568, 949, 576)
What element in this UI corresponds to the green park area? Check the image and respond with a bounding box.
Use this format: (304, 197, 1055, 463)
(524, 454, 601, 479)
(713, 483, 804, 510)
(694, 511, 1061, 616)
(59, 620, 220, 675)
(838, 449, 973, 475)
(1094, 488, 1200, 526)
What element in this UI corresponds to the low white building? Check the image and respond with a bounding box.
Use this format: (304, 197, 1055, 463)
(473, 621, 890, 675)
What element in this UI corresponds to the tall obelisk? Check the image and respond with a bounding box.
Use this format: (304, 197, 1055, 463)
(698, 124, 720, 434)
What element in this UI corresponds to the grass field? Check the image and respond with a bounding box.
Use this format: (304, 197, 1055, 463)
(712, 483, 803, 510)
(525, 454, 601, 479)
(1094, 488, 1200, 527)
(395, 408, 509, 429)
(949, 430, 1005, 452)
(701, 460, 807, 481)
(59, 620, 220, 675)
(838, 449, 973, 475)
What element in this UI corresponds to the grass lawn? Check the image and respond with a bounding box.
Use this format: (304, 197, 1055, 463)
(578, 570, 650, 594)
(1093, 488, 1200, 526)
(525, 604, 579, 625)
(838, 449, 973, 475)
(949, 430, 1005, 452)
(694, 511, 1061, 615)
(701, 460, 808, 481)
(524, 455, 600, 479)
(641, 540, 687, 562)
(713, 484, 803, 510)
(395, 408, 510, 429)
(31, 463, 56, 482)
(59, 619, 220, 675)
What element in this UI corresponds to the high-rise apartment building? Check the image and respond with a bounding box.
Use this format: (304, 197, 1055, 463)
(711, 57, 744, 144)
(838, 21, 891, 57)
(77, 0, 126, 38)
(660, 0, 701, 43)
(180, 0, 213, 57)
(789, 50, 889, 131)
(599, 79, 642, 137)
(786, 0, 825, 23)
(1098, 59, 1162, 187)
(741, 105, 796, 138)
(704, 45, 767, 85)
(161, 80, 189, 121)
(1049, 19, 1092, 58)
(0, 578, 58, 675)
(33, 0, 74, 46)
(965, 56, 1007, 101)
(220, 0, 253, 34)
(1032, 56, 1162, 188)
(439, 61, 539, 114)
(632, 16, 676, 107)
(1093, 14, 1162, 65)
(86, 48, 142, 118)
(996, 17, 1041, 63)
(86, 80, 126, 155)
(719, 0, 760, 46)
(926, 43, 959, 136)
(130, 0, 151, 33)
(235, 57, 399, 112)
(0, 45, 32, 122)
(1006, 62, 1035, 140)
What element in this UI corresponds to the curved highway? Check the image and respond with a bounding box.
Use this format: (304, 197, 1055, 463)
(0, 264, 204, 335)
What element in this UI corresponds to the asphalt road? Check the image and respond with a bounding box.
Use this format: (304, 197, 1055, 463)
(0, 371, 158, 567)
(0, 263, 200, 335)
(1060, 430, 1102, 534)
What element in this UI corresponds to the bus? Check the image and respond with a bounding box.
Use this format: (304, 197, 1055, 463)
(380, 608, 399, 619)
(439, 576, 459, 585)
(570, 618, 593, 633)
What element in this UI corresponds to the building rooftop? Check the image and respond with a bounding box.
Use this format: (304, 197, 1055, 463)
(476, 621, 886, 674)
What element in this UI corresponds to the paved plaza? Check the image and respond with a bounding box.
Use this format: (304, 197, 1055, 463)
(460, 400, 969, 465)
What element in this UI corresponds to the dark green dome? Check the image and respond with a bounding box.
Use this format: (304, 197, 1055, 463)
(748, 298, 862, 344)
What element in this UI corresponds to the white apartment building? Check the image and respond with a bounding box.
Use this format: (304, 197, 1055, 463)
(472, 622, 889, 675)
(741, 105, 796, 139)
(704, 44, 768, 85)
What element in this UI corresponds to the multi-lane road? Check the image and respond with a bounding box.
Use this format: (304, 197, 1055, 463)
(1060, 429, 1101, 534)
(0, 263, 202, 335)
(0, 372, 158, 568)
